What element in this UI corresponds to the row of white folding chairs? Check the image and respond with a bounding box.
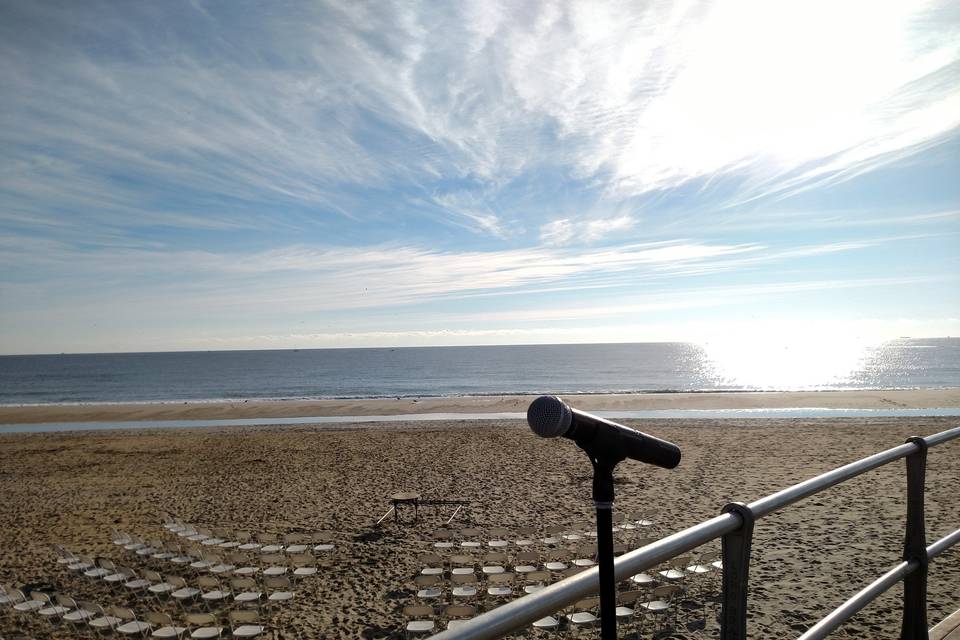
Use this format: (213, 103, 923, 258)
(402, 603, 477, 637)
(410, 569, 575, 604)
(430, 512, 659, 543)
(69, 557, 307, 603)
(429, 524, 657, 551)
(92, 537, 324, 579)
(3, 585, 270, 639)
(54, 550, 308, 610)
(154, 519, 338, 554)
(120, 529, 337, 555)
(145, 575, 299, 610)
(414, 544, 644, 578)
(418, 545, 719, 583)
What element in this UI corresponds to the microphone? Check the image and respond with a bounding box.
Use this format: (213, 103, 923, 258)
(527, 395, 681, 469)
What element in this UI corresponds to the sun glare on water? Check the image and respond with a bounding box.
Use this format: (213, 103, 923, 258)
(700, 334, 878, 390)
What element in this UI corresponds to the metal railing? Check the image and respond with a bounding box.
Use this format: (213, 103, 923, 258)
(429, 425, 960, 640)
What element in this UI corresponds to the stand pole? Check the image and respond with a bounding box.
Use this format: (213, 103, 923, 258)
(592, 458, 617, 640)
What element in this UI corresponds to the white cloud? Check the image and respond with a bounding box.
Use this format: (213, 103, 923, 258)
(2, 0, 957, 240)
(540, 214, 636, 245)
(6, 232, 937, 341)
(437, 275, 950, 324)
(0, 238, 761, 317)
(586, 215, 634, 240)
(539, 219, 574, 245)
(428, 192, 509, 237)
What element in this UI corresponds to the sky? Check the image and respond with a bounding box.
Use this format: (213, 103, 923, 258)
(1, 0, 959, 355)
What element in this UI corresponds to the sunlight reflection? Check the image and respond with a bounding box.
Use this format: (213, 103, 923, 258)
(700, 334, 878, 390)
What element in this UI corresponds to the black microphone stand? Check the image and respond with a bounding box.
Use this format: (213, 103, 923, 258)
(526, 396, 682, 639)
(583, 448, 625, 640)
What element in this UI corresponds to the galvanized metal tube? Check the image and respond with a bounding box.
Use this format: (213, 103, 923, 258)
(921, 425, 960, 447)
(749, 426, 960, 520)
(796, 560, 917, 640)
(748, 443, 916, 518)
(928, 527, 960, 559)
(795, 529, 960, 640)
(427, 513, 740, 640)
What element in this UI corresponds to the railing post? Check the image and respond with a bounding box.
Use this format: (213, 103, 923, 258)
(721, 502, 756, 640)
(901, 436, 929, 640)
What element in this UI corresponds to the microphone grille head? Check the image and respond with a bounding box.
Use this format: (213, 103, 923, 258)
(527, 395, 572, 438)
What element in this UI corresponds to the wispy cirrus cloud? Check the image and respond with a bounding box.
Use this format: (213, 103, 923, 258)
(3, 231, 930, 325)
(2, 1, 958, 241)
(440, 275, 953, 325)
(540, 214, 636, 246)
(0, 237, 759, 313)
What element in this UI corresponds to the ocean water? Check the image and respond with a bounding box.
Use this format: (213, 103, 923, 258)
(0, 338, 957, 405)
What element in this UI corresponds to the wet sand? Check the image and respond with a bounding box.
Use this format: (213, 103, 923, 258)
(2, 388, 959, 424)
(0, 413, 958, 638)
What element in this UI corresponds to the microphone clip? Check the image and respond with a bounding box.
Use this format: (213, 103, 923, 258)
(576, 434, 627, 466)
(589, 455, 620, 506)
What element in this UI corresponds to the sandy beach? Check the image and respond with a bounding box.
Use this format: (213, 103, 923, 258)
(0, 396, 958, 639)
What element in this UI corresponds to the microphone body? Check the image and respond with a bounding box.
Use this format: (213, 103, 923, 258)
(527, 395, 681, 469)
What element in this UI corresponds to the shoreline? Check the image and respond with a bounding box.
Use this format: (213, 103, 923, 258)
(1, 388, 959, 424)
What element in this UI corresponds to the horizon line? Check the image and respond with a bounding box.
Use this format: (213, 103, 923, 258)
(1, 335, 954, 358)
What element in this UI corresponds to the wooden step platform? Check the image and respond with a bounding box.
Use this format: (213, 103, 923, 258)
(931, 609, 960, 640)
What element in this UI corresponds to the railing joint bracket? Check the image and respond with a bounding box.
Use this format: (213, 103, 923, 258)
(722, 501, 757, 531)
(904, 435, 930, 454)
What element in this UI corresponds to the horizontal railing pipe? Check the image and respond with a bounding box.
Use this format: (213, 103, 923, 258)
(796, 560, 916, 640)
(928, 527, 960, 559)
(922, 425, 960, 447)
(797, 527, 960, 640)
(750, 425, 960, 520)
(747, 443, 915, 518)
